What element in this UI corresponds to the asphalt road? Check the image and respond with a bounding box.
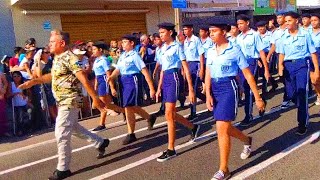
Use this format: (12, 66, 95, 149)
(0, 86, 319, 180)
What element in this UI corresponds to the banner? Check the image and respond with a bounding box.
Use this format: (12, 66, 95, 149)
(254, 0, 297, 15)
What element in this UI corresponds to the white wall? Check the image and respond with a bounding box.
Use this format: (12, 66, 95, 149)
(0, 0, 16, 57)
(11, 6, 62, 48)
(146, 3, 175, 34)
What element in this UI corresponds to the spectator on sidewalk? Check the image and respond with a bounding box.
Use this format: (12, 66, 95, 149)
(0, 70, 9, 137)
(32, 47, 57, 125)
(7, 71, 33, 136)
(9, 47, 23, 72)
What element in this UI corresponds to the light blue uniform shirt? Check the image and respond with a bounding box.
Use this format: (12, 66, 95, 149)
(206, 42, 249, 78)
(311, 30, 320, 56)
(116, 50, 146, 75)
(228, 36, 237, 45)
(260, 31, 272, 52)
(236, 29, 267, 59)
(278, 29, 316, 61)
(270, 27, 286, 53)
(299, 25, 313, 34)
(201, 37, 214, 58)
(183, 35, 205, 62)
(93, 55, 111, 76)
(155, 46, 163, 64)
(160, 41, 186, 71)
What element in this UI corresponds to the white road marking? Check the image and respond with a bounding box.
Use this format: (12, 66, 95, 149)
(0, 109, 208, 176)
(0, 102, 203, 158)
(230, 131, 320, 180)
(89, 131, 218, 180)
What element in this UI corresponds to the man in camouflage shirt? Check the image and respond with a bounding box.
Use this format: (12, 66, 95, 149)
(19, 30, 110, 180)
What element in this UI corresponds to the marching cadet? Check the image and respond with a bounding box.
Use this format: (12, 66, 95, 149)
(182, 23, 206, 120)
(267, 11, 291, 108)
(236, 14, 270, 126)
(91, 41, 125, 132)
(310, 13, 320, 105)
(205, 22, 265, 180)
(227, 23, 239, 44)
(156, 22, 200, 162)
(107, 35, 157, 145)
(278, 11, 319, 135)
(300, 13, 313, 34)
(256, 21, 278, 94)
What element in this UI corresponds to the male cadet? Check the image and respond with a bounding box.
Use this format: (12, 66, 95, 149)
(199, 25, 214, 93)
(256, 21, 278, 94)
(278, 11, 319, 135)
(199, 25, 214, 62)
(227, 23, 240, 44)
(267, 11, 290, 108)
(300, 13, 313, 34)
(236, 14, 270, 126)
(182, 23, 206, 120)
(19, 30, 110, 180)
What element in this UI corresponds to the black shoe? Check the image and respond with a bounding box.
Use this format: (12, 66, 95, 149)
(97, 139, 110, 159)
(122, 133, 137, 145)
(190, 124, 200, 141)
(157, 149, 177, 162)
(239, 117, 252, 127)
(295, 127, 307, 136)
(147, 114, 157, 131)
(156, 109, 165, 116)
(91, 125, 106, 133)
(187, 113, 197, 121)
(269, 83, 278, 93)
(48, 169, 72, 180)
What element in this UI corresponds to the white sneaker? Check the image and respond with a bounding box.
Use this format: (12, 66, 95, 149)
(315, 96, 320, 106)
(240, 137, 252, 160)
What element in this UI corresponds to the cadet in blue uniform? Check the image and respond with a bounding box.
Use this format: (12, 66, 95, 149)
(152, 33, 165, 115)
(91, 41, 125, 132)
(267, 12, 290, 108)
(300, 13, 313, 34)
(310, 13, 320, 106)
(182, 23, 206, 120)
(256, 21, 278, 94)
(278, 11, 319, 135)
(205, 22, 265, 180)
(108, 35, 157, 145)
(236, 14, 270, 126)
(227, 23, 239, 45)
(155, 23, 200, 162)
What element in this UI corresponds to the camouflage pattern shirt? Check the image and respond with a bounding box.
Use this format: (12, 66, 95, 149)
(52, 50, 83, 108)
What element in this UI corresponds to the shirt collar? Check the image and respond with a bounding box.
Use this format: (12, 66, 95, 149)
(124, 50, 135, 57)
(212, 41, 233, 55)
(284, 29, 306, 38)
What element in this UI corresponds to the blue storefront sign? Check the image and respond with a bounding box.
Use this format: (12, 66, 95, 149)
(172, 0, 187, 9)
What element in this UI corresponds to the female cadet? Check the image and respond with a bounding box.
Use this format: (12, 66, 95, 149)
(108, 35, 157, 145)
(205, 22, 265, 180)
(155, 22, 200, 162)
(278, 12, 319, 135)
(91, 41, 125, 132)
(310, 13, 320, 106)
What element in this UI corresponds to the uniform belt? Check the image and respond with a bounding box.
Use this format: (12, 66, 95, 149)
(285, 58, 308, 63)
(211, 76, 236, 82)
(164, 68, 179, 74)
(187, 61, 200, 63)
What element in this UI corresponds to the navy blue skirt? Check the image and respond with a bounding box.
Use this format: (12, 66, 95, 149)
(211, 77, 238, 121)
(162, 69, 180, 103)
(120, 73, 143, 107)
(97, 75, 110, 96)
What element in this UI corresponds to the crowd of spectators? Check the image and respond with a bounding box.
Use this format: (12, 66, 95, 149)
(0, 32, 158, 138)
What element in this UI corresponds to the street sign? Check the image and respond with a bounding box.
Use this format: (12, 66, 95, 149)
(172, 0, 187, 9)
